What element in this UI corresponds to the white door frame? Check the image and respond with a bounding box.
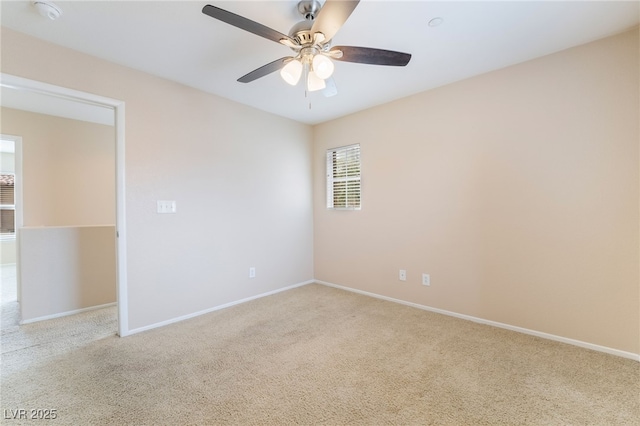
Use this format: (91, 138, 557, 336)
(1, 73, 129, 337)
(0, 134, 23, 302)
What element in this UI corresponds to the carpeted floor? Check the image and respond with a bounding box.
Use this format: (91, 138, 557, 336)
(0, 263, 118, 368)
(1, 264, 19, 330)
(1, 282, 638, 425)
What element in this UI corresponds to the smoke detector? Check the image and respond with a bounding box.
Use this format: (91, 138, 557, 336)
(33, 1, 63, 20)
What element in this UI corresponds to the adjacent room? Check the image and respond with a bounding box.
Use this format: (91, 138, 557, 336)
(1, 1, 638, 424)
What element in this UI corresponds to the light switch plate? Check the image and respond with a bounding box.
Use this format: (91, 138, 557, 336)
(157, 200, 176, 214)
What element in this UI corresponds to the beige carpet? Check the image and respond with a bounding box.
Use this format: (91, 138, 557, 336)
(1, 283, 638, 425)
(1, 264, 19, 330)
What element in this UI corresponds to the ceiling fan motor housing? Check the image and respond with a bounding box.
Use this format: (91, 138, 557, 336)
(289, 20, 314, 45)
(290, 1, 323, 46)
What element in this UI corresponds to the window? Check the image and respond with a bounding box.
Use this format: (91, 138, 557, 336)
(0, 173, 15, 239)
(326, 144, 361, 210)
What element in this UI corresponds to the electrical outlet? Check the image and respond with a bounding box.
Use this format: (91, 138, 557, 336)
(399, 269, 407, 281)
(156, 200, 176, 214)
(249, 267, 256, 278)
(422, 273, 430, 286)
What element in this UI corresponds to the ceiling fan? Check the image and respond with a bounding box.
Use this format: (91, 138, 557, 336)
(202, 0, 411, 97)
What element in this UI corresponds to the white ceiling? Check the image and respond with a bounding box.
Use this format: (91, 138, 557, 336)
(1, 1, 638, 125)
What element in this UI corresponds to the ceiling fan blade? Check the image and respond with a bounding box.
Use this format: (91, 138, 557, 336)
(202, 4, 296, 46)
(311, 0, 360, 42)
(331, 46, 412, 66)
(237, 57, 293, 83)
(323, 77, 338, 97)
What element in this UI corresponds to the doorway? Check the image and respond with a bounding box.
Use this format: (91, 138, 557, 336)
(0, 136, 21, 329)
(0, 73, 128, 337)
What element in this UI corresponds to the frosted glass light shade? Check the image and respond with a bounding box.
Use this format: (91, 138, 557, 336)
(280, 59, 303, 85)
(307, 71, 326, 92)
(312, 54, 334, 80)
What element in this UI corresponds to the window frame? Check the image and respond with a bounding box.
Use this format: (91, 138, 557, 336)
(326, 143, 361, 210)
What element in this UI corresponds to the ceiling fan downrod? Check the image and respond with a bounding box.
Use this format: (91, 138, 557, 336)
(297, 0, 321, 21)
(288, 1, 324, 47)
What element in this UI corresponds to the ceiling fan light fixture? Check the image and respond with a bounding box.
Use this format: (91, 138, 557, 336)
(307, 71, 326, 92)
(312, 54, 334, 80)
(280, 59, 303, 85)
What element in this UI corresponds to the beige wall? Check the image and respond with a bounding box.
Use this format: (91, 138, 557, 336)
(1, 240, 16, 264)
(1, 27, 314, 331)
(2, 25, 637, 354)
(20, 225, 116, 322)
(1, 107, 115, 226)
(314, 29, 639, 354)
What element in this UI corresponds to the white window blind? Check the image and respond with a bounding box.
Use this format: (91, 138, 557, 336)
(327, 144, 361, 210)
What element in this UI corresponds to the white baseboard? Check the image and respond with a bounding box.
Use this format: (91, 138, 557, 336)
(127, 280, 315, 336)
(20, 302, 117, 325)
(316, 280, 640, 362)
